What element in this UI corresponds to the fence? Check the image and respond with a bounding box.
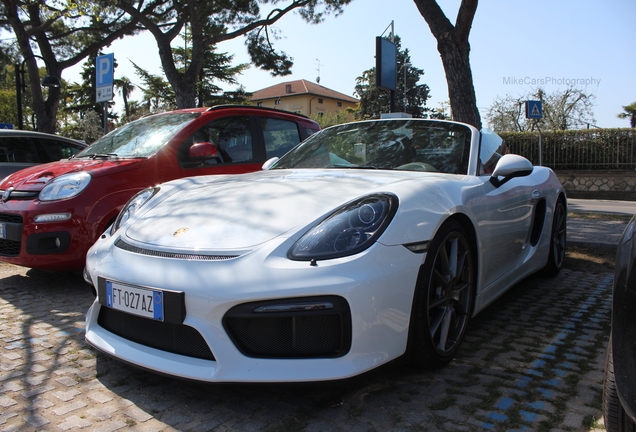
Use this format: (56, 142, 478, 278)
(500, 128, 636, 170)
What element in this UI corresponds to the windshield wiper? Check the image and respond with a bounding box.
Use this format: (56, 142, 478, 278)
(329, 164, 379, 170)
(329, 164, 356, 168)
(79, 153, 119, 159)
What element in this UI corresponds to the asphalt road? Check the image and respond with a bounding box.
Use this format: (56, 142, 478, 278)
(568, 198, 636, 215)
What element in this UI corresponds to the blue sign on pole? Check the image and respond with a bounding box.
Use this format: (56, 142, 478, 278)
(525, 100, 543, 119)
(0, 123, 14, 129)
(96, 54, 114, 102)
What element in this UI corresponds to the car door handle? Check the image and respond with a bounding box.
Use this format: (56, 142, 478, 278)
(531, 189, 541, 203)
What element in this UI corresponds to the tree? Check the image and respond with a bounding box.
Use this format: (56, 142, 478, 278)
(412, 0, 481, 129)
(117, 100, 149, 124)
(0, 0, 143, 132)
(541, 87, 595, 130)
(618, 102, 636, 128)
(72, 109, 104, 143)
(0, 42, 19, 125)
(354, 36, 433, 119)
(309, 108, 355, 128)
(485, 87, 596, 132)
(60, 53, 117, 130)
(115, 77, 136, 119)
(116, 0, 353, 109)
(130, 62, 177, 113)
(170, 31, 251, 107)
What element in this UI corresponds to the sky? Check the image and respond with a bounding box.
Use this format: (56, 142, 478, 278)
(62, 0, 635, 128)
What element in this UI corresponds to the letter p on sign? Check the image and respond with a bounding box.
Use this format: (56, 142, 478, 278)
(96, 54, 114, 87)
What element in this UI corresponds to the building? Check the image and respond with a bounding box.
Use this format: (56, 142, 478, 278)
(250, 79, 359, 118)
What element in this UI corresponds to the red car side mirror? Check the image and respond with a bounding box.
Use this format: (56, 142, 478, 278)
(189, 142, 219, 160)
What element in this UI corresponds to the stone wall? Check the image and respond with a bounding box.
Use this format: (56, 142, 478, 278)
(556, 170, 636, 201)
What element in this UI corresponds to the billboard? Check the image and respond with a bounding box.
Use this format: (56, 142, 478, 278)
(375, 37, 396, 91)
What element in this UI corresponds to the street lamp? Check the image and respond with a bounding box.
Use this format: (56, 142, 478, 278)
(15, 55, 61, 130)
(403, 62, 411, 111)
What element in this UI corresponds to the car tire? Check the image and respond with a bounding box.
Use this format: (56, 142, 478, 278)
(604, 337, 636, 432)
(542, 198, 567, 277)
(407, 220, 475, 369)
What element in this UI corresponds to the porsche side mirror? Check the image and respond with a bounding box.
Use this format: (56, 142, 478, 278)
(262, 157, 279, 170)
(189, 142, 219, 160)
(490, 154, 533, 187)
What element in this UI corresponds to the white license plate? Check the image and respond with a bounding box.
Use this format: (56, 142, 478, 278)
(0, 223, 5, 239)
(105, 280, 163, 320)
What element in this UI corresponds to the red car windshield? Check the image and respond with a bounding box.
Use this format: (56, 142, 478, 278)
(76, 112, 199, 158)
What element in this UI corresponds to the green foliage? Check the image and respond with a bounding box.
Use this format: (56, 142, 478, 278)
(243, 0, 352, 76)
(500, 128, 636, 170)
(309, 109, 355, 129)
(0, 44, 19, 126)
(618, 102, 636, 128)
(69, 110, 104, 144)
(172, 33, 251, 107)
(130, 62, 177, 113)
(1, 0, 144, 131)
(2, 0, 354, 130)
(0, 89, 17, 127)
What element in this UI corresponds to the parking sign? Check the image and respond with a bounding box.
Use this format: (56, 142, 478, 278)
(96, 54, 114, 102)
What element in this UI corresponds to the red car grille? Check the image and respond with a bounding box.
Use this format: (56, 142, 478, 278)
(0, 213, 23, 256)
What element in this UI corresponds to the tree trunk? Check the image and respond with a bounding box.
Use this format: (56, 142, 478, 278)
(436, 34, 481, 129)
(413, 0, 482, 130)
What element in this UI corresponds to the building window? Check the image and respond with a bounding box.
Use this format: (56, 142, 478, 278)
(285, 84, 292, 93)
(337, 102, 342, 107)
(257, 102, 263, 107)
(318, 98, 324, 104)
(275, 99, 281, 105)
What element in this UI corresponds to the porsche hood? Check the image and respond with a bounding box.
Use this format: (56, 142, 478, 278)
(124, 170, 413, 251)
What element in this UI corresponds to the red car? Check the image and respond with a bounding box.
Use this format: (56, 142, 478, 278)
(0, 106, 319, 271)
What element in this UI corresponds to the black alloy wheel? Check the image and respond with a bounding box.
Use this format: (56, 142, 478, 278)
(408, 220, 475, 369)
(542, 198, 567, 276)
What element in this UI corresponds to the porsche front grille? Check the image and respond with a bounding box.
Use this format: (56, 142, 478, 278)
(223, 296, 352, 359)
(115, 239, 238, 261)
(97, 306, 215, 361)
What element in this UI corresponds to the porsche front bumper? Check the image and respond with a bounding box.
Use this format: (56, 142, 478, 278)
(84, 234, 426, 383)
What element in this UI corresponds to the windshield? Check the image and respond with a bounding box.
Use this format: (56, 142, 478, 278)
(273, 119, 473, 174)
(76, 112, 199, 158)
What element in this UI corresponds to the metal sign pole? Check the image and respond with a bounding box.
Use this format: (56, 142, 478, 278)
(525, 100, 543, 166)
(96, 54, 115, 135)
(535, 119, 543, 166)
(104, 103, 108, 135)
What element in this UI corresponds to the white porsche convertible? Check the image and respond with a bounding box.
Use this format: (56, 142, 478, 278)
(84, 118, 567, 383)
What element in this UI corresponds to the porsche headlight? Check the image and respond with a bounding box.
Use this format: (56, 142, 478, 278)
(111, 187, 160, 234)
(39, 172, 91, 201)
(289, 194, 398, 261)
